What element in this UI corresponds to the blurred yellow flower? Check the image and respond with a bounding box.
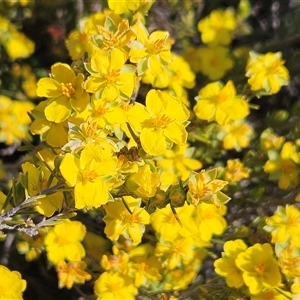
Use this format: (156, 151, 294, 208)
(44, 220, 86, 264)
(56, 260, 92, 289)
(125, 164, 160, 198)
(156, 144, 202, 189)
(142, 53, 195, 93)
(219, 119, 254, 151)
(103, 196, 150, 245)
(264, 205, 300, 247)
(94, 271, 137, 300)
(194, 80, 249, 126)
(108, 0, 154, 15)
(0, 265, 26, 299)
(263, 141, 300, 190)
(193, 45, 234, 80)
(198, 8, 236, 45)
(224, 159, 251, 184)
(260, 128, 285, 151)
(0, 95, 34, 145)
(246, 51, 289, 94)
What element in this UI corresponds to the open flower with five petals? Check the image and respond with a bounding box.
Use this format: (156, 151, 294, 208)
(83, 48, 136, 102)
(60, 144, 118, 209)
(36, 63, 90, 123)
(127, 89, 190, 156)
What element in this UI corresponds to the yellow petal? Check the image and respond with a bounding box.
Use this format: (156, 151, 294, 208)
(140, 128, 166, 156)
(164, 122, 187, 145)
(36, 78, 61, 98)
(51, 63, 75, 83)
(74, 179, 109, 209)
(44, 96, 72, 123)
(60, 153, 80, 186)
(47, 123, 68, 147)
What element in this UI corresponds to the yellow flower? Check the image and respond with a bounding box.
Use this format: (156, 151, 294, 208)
(264, 205, 300, 247)
(16, 229, 46, 262)
(235, 243, 281, 295)
(128, 244, 162, 287)
(156, 144, 202, 189)
(214, 239, 247, 288)
(56, 260, 92, 289)
(155, 236, 196, 269)
(93, 17, 136, 54)
(194, 80, 249, 126)
(125, 164, 160, 198)
(0, 265, 26, 299)
(142, 53, 195, 93)
(195, 203, 227, 242)
(5, 32, 34, 60)
(224, 159, 251, 184)
(30, 101, 68, 148)
(44, 220, 86, 264)
(88, 97, 126, 128)
(37, 63, 90, 123)
(219, 119, 254, 151)
(193, 45, 234, 80)
(94, 271, 138, 300)
(0, 95, 34, 145)
(83, 48, 136, 102)
(108, 0, 154, 15)
(60, 144, 118, 209)
(103, 196, 150, 245)
(278, 243, 300, 278)
(246, 51, 289, 94)
(151, 204, 197, 241)
(101, 245, 129, 273)
(0, 16, 34, 60)
(129, 20, 172, 76)
(21, 162, 63, 217)
(197, 8, 236, 45)
(260, 128, 285, 151)
(263, 141, 300, 190)
(187, 169, 230, 207)
(65, 12, 105, 60)
(127, 89, 190, 156)
(251, 288, 291, 300)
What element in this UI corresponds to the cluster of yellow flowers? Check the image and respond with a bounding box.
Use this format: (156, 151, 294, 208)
(0, 0, 297, 299)
(0, 15, 34, 60)
(0, 95, 33, 145)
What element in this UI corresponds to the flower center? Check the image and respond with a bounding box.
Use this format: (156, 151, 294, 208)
(61, 82, 75, 98)
(82, 169, 98, 182)
(216, 91, 228, 103)
(95, 104, 107, 117)
(55, 235, 70, 245)
(127, 210, 142, 224)
(151, 114, 171, 128)
(83, 121, 98, 138)
(254, 261, 265, 275)
(106, 69, 120, 84)
(282, 160, 295, 173)
(107, 282, 120, 293)
(147, 38, 166, 55)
